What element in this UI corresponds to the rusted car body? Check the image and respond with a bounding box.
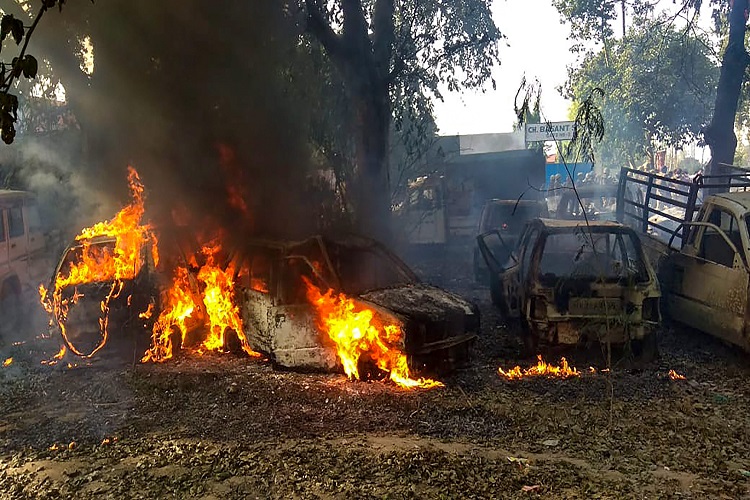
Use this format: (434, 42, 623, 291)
(233, 235, 479, 372)
(617, 167, 750, 352)
(478, 219, 661, 356)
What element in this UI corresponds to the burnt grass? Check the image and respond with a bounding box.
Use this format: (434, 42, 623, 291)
(1, 248, 750, 498)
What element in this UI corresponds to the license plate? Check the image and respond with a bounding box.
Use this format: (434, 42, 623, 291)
(568, 298, 621, 315)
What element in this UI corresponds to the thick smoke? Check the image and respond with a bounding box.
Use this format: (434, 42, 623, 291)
(19, 0, 319, 254)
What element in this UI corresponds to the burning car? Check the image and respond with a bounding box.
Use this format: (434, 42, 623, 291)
(43, 235, 160, 358)
(478, 219, 661, 359)
(232, 235, 479, 379)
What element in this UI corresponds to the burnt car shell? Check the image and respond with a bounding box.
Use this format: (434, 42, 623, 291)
(360, 283, 479, 368)
(478, 219, 661, 354)
(45, 235, 159, 357)
(234, 235, 479, 374)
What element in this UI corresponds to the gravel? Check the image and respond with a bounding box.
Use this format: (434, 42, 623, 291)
(1, 250, 749, 498)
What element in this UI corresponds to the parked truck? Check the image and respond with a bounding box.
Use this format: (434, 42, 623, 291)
(399, 148, 547, 247)
(0, 190, 57, 342)
(616, 166, 750, 350)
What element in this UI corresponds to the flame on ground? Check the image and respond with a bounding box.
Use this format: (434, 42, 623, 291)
(41, 345, 67, 366)
(499, 355, 580, 380)
(304, 277, 442, 390)
(142, 245, 261, 362)
(668, 369, 686, 380)
(39, 167, 157, 358)
(3, 357, 13, 367)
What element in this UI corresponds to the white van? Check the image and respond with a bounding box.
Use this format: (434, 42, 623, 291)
(0, 190, 53, 338)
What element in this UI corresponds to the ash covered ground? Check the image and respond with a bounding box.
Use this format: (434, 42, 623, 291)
(1, 247, 750, 499)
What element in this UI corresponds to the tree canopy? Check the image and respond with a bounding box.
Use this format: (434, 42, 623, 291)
(303, 0, 502, 240)
(564, 22, 719, 167)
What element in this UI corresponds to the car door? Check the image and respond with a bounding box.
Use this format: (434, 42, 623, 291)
(6, 201, 28, 286)
(667, 206, 750, 348)
(237, 248, 277, 354)
(266, 254, 338, 370)
(477, 228, 524, 316)
(23, 200, 49, 286)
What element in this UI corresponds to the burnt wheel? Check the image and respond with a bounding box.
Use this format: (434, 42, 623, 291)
(519, 318, 538, 358)
(489, 275, 508, 317)
(223, 328, 244, 356)
(631, 332, 659, 364)
(169, 325, 183, 356)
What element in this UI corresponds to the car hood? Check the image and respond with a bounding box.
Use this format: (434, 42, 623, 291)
(359, 283, 477, 322)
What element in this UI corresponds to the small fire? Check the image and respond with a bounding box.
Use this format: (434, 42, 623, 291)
(668, 369, 686, 380)
(40, 167, 157, 358)
(250, 278, 269, 294)
(138, 302, 155, 319)
(142, 245, 261, 362)
(499, 355, 580, 380)
(3, 357, 13, 367)
(304, 278, 443, 389)
(41, 345, 67, 366)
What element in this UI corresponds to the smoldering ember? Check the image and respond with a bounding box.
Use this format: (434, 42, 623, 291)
(2, 2, 750, 499)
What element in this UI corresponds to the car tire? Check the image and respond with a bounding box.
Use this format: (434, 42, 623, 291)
(489, 276, 503, 307)
(631, 332, 659, 364)
(223, 327, 244, 356)
(519, 319, 538, 358)
(168, 325, 183, 356)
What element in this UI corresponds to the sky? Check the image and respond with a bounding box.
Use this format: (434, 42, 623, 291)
(433, 0, 578, 136)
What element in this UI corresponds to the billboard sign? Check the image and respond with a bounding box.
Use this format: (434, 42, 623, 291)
(525, 122, 575, 142)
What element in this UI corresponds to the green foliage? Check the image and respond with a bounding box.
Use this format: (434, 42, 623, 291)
(1, 0, 69, 144)
(301, 0, 502, 237)
(551, 0, 618, 49)
(563, 23, 719, 168)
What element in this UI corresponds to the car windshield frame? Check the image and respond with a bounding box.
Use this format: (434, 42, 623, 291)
(323, 239, 419, 295)
(534, 227, 650, 285)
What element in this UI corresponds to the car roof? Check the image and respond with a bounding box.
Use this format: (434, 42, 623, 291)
(558, 184, 619, 198)
(533, 218, 626, 229)
(484, 198, 545, 206)
(714, 191, 750, 211)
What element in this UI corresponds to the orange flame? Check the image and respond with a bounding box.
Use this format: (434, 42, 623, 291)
(142, 266, 197, 362)
(142, 245, 261, 362)
(41, 345, 67, 366)
(668, 369, 686, 380)
(39, 167, 157, 358)
(197, 246, 259, 357)
(3, 357, 13, 367)
(499, 355, 580, 380)
(304, 278, 442, 389)
(138, 302, 155, 319)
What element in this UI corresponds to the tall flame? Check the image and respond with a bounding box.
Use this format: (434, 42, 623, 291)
(141, 266, 198, 363)
(142, 244, 261, 362)
(304, 278, 442, 389)
(40, 167, 157, 358)
(499, 355, 580, 380)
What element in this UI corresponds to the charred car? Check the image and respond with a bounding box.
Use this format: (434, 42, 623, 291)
(478, 219, 661, 358)
(233, 235, 479, 373)
(43, 235, 160, 358)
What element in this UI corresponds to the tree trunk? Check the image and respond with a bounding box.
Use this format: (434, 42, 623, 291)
(351, 76, 392, 244)
(704, 0, 749, 181)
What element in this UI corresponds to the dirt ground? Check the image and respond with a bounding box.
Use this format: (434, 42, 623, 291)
(2, 248, 750, 499)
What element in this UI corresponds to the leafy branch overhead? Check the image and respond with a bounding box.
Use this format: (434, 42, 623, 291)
(0, 0, 71, 144)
